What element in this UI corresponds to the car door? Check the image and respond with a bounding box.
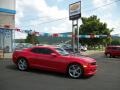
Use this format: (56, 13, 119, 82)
(37, 48, 67, 72)
(29, 47, 67, 72)
(35, 48, 56, 69)
(111, 47, 117, 56)
(30, 47, 60, 70)
(29, 47, 43, 68)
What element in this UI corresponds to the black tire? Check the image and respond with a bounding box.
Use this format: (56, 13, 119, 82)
(17, 58, 28, 71)
(68, 64, 83, 79)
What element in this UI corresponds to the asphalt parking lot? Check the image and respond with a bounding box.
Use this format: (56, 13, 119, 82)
(0, 51, 120, 90)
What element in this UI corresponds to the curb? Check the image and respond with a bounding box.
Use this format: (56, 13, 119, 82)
(0, 58, 12, 60)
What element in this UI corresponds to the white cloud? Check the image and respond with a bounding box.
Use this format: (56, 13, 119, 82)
(93, 0, 116, 7)
(15, 0, 71, 39)
(34, 0, 68, 18)
(93, 0, 110, 6)
(108, 21, 120, 34)
(100, 15, 120, 34)
(92, 0, 117, 14)
(15, 0, 120, 39)
(92, 0, 119, 34)
(57, 0, 64, 2)
(15, 0, 24, 25)
(49, 21, 72, 33)
(14, 31, 27, 39)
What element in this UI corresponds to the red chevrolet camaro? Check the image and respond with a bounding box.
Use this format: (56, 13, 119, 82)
(12, 46, 97, 78)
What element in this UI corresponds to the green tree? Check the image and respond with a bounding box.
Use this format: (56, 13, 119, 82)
(25, 33, 39, 45)
(79, 15, 113, 47)
(111, 38, 120, 45)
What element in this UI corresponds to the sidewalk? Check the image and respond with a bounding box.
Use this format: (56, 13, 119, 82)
(81, 50, 104, 56)
(0, 53, 12, 60)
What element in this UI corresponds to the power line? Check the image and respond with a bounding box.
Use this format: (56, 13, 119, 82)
(18, 0, 120, 28)
(18, 15, 59, 22)
(21, 17, 68, 28)
(39, 17, 68, 24)
(18, 0, 92, 23)
(84, 0, 120, 12)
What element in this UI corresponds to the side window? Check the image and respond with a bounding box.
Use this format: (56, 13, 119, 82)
(31, 48, 40, 53)
(119, 47, 120, 50)
(40, 48, 53, 54)
(117, 47, 120, 51)
(31, 48, 53, 55)
(111, 47, 117, 50)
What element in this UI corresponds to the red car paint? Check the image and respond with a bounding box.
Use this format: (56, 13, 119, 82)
(12, 46, 97, 76)
(105, 45, 120, 57)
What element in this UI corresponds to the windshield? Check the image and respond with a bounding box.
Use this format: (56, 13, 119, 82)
(55, 48, 69, 56)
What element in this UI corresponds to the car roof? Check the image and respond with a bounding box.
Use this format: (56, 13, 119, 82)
(31, 45, 59, 49)
(107, 45, 120, 48)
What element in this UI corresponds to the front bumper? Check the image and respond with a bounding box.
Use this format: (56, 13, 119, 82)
(83, 65, 97, 76)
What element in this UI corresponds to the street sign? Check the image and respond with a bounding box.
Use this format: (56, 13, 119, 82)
(69, 1, 81, 20)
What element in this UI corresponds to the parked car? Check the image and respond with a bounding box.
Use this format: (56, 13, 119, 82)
(12, 46, 97, 78)
(80, 45, 87, 51)
(57, 44, 78, 53)
(105, 45, 120, 57)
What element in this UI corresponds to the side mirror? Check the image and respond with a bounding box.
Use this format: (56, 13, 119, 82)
(51, 53, 57, 57)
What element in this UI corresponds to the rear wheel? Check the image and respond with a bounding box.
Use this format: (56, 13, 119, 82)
(68, 64, 83, 78)
(17, 58, 28, 71)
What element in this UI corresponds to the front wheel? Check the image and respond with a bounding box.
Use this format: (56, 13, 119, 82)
(106, 53, 111, 58)
(17, 58, 28, 71)
(68, 64, 83, 78)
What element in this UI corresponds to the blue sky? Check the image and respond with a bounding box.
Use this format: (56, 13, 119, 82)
(15, 0, 120, 39)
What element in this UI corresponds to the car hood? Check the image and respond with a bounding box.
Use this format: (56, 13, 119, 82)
(65, 55, 96, 63)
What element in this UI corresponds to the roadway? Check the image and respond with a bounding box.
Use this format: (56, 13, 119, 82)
(0, 51, 120, 90)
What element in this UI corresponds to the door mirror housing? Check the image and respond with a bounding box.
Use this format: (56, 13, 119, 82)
(51, 53, 57, 57)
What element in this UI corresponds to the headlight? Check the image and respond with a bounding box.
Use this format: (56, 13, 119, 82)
(83, 62, 96, 68)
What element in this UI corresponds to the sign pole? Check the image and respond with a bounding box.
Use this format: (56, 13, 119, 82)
(72, 20, 76, 53)
(69, 1, 81, 53)
(77, 20, 79, 53)
(72, 21, 74, 52)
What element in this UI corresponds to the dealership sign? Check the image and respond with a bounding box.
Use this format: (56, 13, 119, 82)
(69, 1, 81, 20)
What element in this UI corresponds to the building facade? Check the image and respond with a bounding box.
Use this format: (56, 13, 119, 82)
(0, 0, 16, 52)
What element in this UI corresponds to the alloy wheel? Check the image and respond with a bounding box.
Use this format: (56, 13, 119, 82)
(68, 64, 83, 78)
(17, 58, 28, 71)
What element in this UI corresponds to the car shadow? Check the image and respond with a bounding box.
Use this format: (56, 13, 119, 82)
(6, 65, 68, 78)
(27, 69, 94, 80)
(6, 64, 18, 71)
(28, 68, 69, 78)
(6, 65, 93, 80)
